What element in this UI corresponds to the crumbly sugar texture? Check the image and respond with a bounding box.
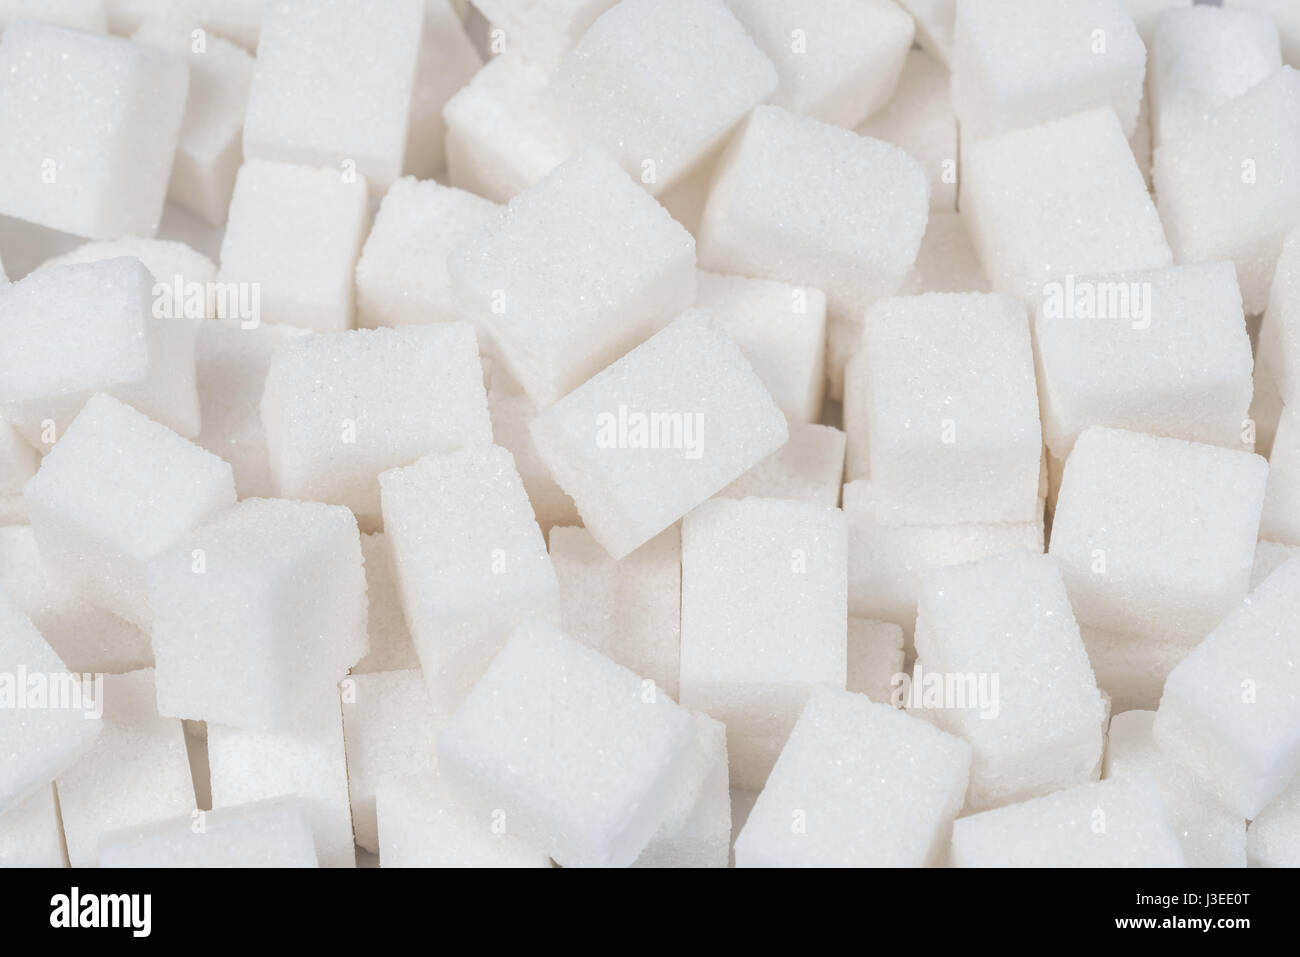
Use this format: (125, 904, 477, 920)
(98, 799, 320, 867)
(717, 424, 846, 508)
(0, 785, 65, 867)
(845, 618, 904, 705)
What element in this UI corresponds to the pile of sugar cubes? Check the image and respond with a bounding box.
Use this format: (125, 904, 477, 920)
(3, 0, 1300, 870)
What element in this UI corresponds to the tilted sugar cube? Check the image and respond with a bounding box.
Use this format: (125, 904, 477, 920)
(1049, 426, 1267, 642)
(694, 271, 827, 425)
(242, 0, 422, 190)
(1147, 6, 1281, 148)
(962, 107, 1172, 303)
(1104, 709, 1246, 868)
(547, 0, 777, 196)
(437, 621, 697, 868)
(1259, 227, 1300, 408)
(718, 424, 846, 508)
(0, 785, 65, 867)
(22, 393, 236, 629)
(36, 237, 216, 290)
(531, 311, 788, 560)
(1153, 66, 1300, 315)
(260, 323, 491, 529)
(1226, 0, 1300, 67)
(208, 689, 355, 868)
(857, 49, 958, 211)
(55, 668, 194, 869)
(471, 0, 615, 68)
(1261, 408, 1300, 546)
(217, 159, 370, 332)
(1082, 626, 1192, 714)
(699, 105, 929, 332)
(634, 712, 730, 868)
(550, 525, 681, 698)
(0, 525, 151, 675)
(0, 587, 101, 816)
(724, 0, 914, 129)
(846, 618, 904, 705)
(1034, 262, 1254, 460)
(0, 21, 187, 238)
(403, 0, 482, 180)
(376, 771, 551, 868)
(0, 257, 201, 446)
(1248, 776, 1300, 867)
(379, 445, 560, 708)
(450, 147, 696, 406)
(486, 373, 579, 535)
(341, 669, 438, 853)
(680, 497, 847, 789)
(915, 550, 1106, 811)
(897, 0, 954, 64)
(951, 0, 1146, 140)
(351, 533, 419, 675)
(355, 177, 499, 330)
(1252, 540, 1300, 589)
(99, 798, 319, 868)
(734, 688, 971, 867)
(949, 772, 1184, 867)
(148, 498, 366, 731)
(0, 0, 107, 32)
(1154, 559, 1300, 819)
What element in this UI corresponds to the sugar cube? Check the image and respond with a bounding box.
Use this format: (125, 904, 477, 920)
(217, 159, 370, 332)
(1154, 559, 1300, 818)
(1248, 776, 1300, 867)
(22, 393, 236, 628)
(846, 618, 904, 705)
(634, 712, 730, 868)
(1251, 540, 1300, 589)
(1226, 0, 1300, 67)
(0, 21, 187, 238)
(36, 237, 216, 290)
(1049, 426, 1267, 641)
(1153, 67, 1300, 315)
(260, 323, 491, 529)
(550, 525, 681, 698)
(148, 498, 366, 731)
(99, 798, 319, 867)
(547, 0, 777, 196)
(718, 424, 846, 508)
(449, 147, 696, 406)
(471, 0, 615, 68)
(1261, 407, 1300, 546)
(0, 257, 201, 446)
(734, 688, 971, 867)
(949, 772, 1184, 867)
(437, 621, 696, 868)
(403, 0, 482, 180)
(242, 0, 422, 191)
(1081, 626, 1191, 714)
(0, 785, 65, 867)
(379, 445, 559, 707)
(962, 107, 1172, 303)
(351, 533, 419, 675)
(486, 374, 579, 535)
(897, 0, 954, 65)
(1259, 226, 1300, 408)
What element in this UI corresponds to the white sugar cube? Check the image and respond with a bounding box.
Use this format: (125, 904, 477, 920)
(951, 0, 1146, 140)
(0, 257, 201, 446)
(0, 0, 106, 32)
(530, 310, 788, 559)
(1034, 262, 1254, 460)
(1226, 0, 1300, 66)
(242, 0, 422, 190)
(551, 525, 681, 698)
(725, 0, 913, 129)
(379, 445, 559, 707)
(1260, 227, 1300, 408)
(1261, 408, 1300, 545)
(471, 0, 615, 68)
(950, 772, 1184, 867)
(1248, 777, 1300, 867)
(0, 21, 187, 238)
(99, 799, 319, 867)
(450, 147, 696, 406)
(22, 394, 236, 628)
(36, 236, 216, 290)
(634, 712, 730, 868)
(149, 498, 366, 731)
(1082, 626, 1191, 714)
(857, 49, 958, 211)
(217, 159, 370, 332)
(56, 669, 193, 869)
(260, 324, 491, 529)
(0, 525, 151, 674)
(963, 107, 1172, 303)
(0, 786, 65, 867)
(1104, 710, 1246, 868)
(915, 550, 1106, 810)
(0, 587, 101, 816)
(355, 178, 499, 329)
(486, 374, 579, 535)
(694, 271, 827, 424)
(1049, 427, 1267, 641)
(735, 688, 971, 867)
(341, 670, 439, 852)
(718, 424, 846, 508)
(1153, 67, 1300, 314)
(351, 533, 419, 675)
(1251, 540, 1300, 590)
(846, 618, 904, 705)
(547, 0, 776, 196)
(437, 621, 696, 868)
(1154, 559, 1300, 818)
(403, 0, 482, 179)
(699, 105, 929, 327)
(208, 690, 354, 868)
(680, 497, 847, 788)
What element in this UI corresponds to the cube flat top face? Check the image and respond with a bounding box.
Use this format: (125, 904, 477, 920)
(0, 259, 152, 407)
(964, 107, 1171, 302)
(342, 670, 438, 780)
(548, 0, 777, 192)
(243, 0, 424, 187)
(737, 689, 969, 866)
(23, 394, 235, 558)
